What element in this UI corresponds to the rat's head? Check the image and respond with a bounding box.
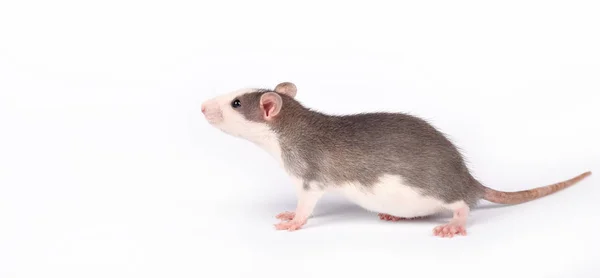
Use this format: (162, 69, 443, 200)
(201, 82, 297, 141)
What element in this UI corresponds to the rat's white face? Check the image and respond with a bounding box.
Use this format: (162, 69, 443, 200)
(201, 82, 297, 164)
(201, 88, 256, 138)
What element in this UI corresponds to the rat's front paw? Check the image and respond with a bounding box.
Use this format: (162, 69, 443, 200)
(275, 211, 295, 221)
(274, 219, 306, 231)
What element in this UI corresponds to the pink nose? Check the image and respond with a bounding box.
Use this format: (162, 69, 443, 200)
(201, 104, 206, 114)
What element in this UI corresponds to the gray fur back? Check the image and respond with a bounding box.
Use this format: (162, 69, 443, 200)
(235, 90, 485, 207)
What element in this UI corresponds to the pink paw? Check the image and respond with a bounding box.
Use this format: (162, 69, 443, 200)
(275, 211, 295, 221)
(378, 213, 424, 221)
(274, 219, 306, 231)
(433, 223, 467, 238)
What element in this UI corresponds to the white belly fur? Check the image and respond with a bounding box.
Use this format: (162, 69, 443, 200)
(329, 174, 446, 218)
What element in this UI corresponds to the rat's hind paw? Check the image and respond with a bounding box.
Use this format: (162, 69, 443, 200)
(378, 213, 425, 221)
(275, 211, 295, 221)
(274, 219, 306, 231)
(379, 213, 405, 221)
(433, 223, 467, 238)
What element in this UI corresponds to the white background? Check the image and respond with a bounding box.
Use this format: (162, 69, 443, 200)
(1, 0, 599, 277)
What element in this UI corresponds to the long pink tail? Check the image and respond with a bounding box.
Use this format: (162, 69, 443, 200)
(481, 171, 591, 205)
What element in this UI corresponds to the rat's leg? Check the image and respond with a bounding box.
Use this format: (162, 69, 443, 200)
(433, 202, 469, 238)
(275, 188, 324, 231)
(378, 213, 425, 221)
(274, 178, 303, 221)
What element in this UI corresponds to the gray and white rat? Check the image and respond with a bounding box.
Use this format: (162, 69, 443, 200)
(201, 82, 591, 238)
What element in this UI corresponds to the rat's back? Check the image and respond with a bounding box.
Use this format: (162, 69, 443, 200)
(274, 109, 484, 207)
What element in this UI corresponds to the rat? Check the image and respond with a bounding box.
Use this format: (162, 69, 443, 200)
(201, 82, 592, 238)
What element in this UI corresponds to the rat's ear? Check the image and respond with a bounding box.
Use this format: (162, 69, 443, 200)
(274, 82, 297, 98)
(260, 92, 283, 120)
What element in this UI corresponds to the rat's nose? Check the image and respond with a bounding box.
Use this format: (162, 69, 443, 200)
(201, 104, 206, 114)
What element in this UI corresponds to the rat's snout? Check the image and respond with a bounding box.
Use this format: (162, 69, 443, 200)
(201, 100, 224, 124)
(201, 100, 212, 116)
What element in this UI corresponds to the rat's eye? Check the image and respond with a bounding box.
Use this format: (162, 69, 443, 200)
(231, 99, 241, 108)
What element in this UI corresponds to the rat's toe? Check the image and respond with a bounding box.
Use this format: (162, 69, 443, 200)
(274, 219, 306, 231)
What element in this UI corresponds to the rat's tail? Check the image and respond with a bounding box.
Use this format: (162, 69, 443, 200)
(480, 171, 591, 205)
